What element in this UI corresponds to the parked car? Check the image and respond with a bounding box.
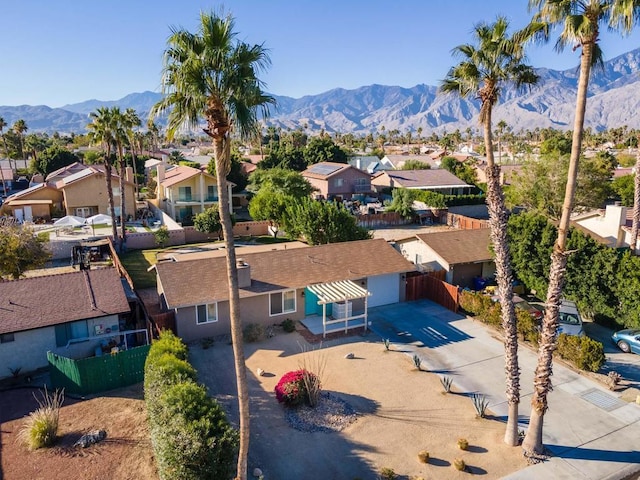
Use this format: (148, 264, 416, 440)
(557, 300, 584, 337)
(611, 329, 640, 354)
(491, 294, 544, 321)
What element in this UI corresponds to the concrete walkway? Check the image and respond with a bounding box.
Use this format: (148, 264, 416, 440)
(368, 300, 640, 480)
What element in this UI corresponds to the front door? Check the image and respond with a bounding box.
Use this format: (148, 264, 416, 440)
(24, 205, 33, 222)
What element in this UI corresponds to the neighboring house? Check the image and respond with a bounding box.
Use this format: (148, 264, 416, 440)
(0, 268, 133, 379)
(394, 229, 495, 288)
(301, 162, 372, 200)
(156, 163, 233, 224)
(348, 156, 387, 174)
(154, 238, 416, 342)
(573, 204, 637, 252)
(381, 154, 441, 170)
(54, 165, 136, 218)
(0, 183, 63, 222)
(45, 161, 91, 185)
(371, 169, 472, 195)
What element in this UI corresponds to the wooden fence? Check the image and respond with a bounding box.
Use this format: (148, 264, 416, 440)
(356, 212, 411, 228)
(48, 345, 150, 395)
(405, 271, 459, 312)
(446, 213, 489, 230)
(151, 311, 177, 335)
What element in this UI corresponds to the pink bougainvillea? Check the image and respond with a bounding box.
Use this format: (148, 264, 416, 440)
(274, 369, 318, 406)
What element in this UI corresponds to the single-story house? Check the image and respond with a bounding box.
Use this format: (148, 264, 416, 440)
(348, 156, 387, 174)
(0, 268, 133, 379)
(0, 183, 63, 222)
(380, 154, 441, 170)
(154, 238, 416, 341)
(371, 169, 472, 195)
(301, 162, 372, 201)
(394, 228, 495, 288)
(572, 204, 637, 253)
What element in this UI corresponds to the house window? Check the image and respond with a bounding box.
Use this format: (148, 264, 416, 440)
(196, 303, 218, 324)
(55, 320, 89, 347)
(270, 290, 296, 316)
(207, 185, 218, 201)
(334, 178, 344, 188)
(112, 187, 121, 197)
(0, 333, 15, 343)
(178, 186, 192, 202)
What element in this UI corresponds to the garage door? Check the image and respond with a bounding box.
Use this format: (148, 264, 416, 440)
(367, 274, 400, 307)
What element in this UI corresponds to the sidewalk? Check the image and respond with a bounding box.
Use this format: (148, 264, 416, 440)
(368, 301, 640, 480)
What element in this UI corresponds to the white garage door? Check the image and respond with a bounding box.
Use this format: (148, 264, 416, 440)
(367, 273, 400, 307)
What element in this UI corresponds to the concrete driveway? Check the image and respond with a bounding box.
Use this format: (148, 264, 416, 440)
(368, 300, 640, 480)
(584, 321, 640, 390)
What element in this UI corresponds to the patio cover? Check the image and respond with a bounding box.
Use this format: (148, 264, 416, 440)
(307, 280, 371, 338)
(307, 280, 370, 304)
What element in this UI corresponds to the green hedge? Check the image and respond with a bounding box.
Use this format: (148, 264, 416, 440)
(556, 334, 606, 372)
(144, 331, 238, 480)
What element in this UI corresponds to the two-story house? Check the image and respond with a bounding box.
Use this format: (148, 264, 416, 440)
(156, 164, 233, 224)
(301, 162, 372, 201)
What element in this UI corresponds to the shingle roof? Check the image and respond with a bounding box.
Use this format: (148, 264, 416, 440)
(414, 229, 493, 265)
(0, 268, 131, 335)
(377, 170, 470, 189)
(156, 238, 416, 308)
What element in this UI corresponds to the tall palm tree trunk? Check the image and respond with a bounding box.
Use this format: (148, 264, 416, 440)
(483, 109, 520, 446)
(214, 134, 249, 480)
(630, 139, 640, 252)
(104, 157, 119, 242)
(118, 146, 127, 252)
(522, 41, 593, 458)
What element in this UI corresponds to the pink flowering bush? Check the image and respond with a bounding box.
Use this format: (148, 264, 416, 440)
(274, 369, 319, 406)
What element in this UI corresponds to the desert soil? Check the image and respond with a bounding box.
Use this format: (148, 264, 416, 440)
(0, 383, 157, 480)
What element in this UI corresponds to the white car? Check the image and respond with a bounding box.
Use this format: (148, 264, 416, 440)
(557, 300, 584, 336)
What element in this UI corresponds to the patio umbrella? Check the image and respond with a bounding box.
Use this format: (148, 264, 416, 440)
(53, 215, 87, 227)
(85, 213, 113, 225)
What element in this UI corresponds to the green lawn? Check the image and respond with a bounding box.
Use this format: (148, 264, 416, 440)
(119, 249, 161, 289)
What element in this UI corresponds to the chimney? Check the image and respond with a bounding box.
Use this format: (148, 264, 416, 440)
(157, 164, 165, 184)
(236, 258, 251, 288)
(125, 166, 134, 183)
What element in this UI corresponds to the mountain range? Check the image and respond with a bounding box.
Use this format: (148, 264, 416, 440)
(2, 47, 640, 135)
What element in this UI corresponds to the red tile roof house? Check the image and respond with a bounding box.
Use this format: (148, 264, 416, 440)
(371, 169, 473, 196)
(154, 238, 416, 341)
(0, 268, 133, 380)
(301, 162, 373, 201)
(394, 229, 495, 289)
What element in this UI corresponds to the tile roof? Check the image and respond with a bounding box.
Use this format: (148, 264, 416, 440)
(156, 238, 416, 308)
(0, 267, 131, 335)
(375, 169, 470, 189)
(160, 164, 212, 188)
(414, 228, 493, 265)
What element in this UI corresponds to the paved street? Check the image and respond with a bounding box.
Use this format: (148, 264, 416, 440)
(368, 300, 640, 480)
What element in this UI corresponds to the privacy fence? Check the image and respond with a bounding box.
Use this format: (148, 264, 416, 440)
(47, 345, 150, 395)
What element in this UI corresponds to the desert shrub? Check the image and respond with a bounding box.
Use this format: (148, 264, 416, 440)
(153, 382, 238, 480)
(417, 450, 430, 463)
(516, 309, 539, 345)
(274, 369, 319, 407)
(457, 438, 469, 450)
(459, 290, 484, 315)
(556, 334, 605, 372)
(413, 354, 422, 370)
(472, 393, 489, 418)
(379, 467, 397, 480)
(243, 323, 265, 343)
(281, 318, 296, 333)
(440, 376, 453, 393)
(18, 388, 64, 450)
(453, 458, 467, 471)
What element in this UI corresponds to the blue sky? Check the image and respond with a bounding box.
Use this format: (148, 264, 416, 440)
(2, 1, 640, 108)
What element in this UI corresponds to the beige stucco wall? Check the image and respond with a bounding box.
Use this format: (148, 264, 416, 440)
(0, 314, 122, 380)
(62, 175, 135, 217)
(175, 289, 305, 343)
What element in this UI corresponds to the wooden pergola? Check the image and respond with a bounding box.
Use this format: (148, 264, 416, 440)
(307, 280, 371, 338)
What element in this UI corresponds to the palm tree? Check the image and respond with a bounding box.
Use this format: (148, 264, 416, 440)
(441, 16, 542, 447)
(13, 119, 28, 162)
(630, 131, 640, 252)
(111, 107, 129, 251)
(124, 108, 142, 199)
(0, 116, 7, 195)
(87, 107, 119, 242)
(523, 0, 640, 457)
(151, 11, 274, 480)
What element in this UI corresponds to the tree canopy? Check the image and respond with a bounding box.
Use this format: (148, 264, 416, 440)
(0, 227, 50, 279)
(32, 145, 79, 177)
(248, 168, 316, 198)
